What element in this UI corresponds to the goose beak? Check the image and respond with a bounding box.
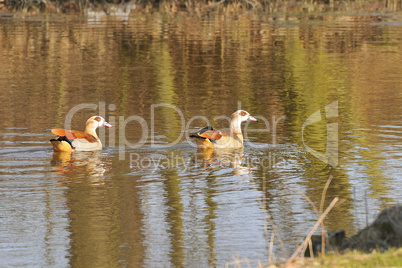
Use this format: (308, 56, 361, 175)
(104, 121, 112, 128)
(248, 115, 257, 122)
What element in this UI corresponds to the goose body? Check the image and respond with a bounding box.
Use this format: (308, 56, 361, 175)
(190, 110, 257, 149)
(50, 116, 112, 152)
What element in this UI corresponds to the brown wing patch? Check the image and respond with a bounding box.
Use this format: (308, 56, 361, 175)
(198, 130, 222, 141)
(70, 130, 98, 142)
(51, 129, 98, 142)
(51, 129, 76, 140)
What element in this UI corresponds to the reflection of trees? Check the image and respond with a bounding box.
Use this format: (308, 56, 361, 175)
(1, 7, 401, 251)
(52, 152, 146, 267)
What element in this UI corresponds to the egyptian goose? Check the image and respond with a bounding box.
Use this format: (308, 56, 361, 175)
(50, 116, 112, 152)
(190, 110, 257, 149)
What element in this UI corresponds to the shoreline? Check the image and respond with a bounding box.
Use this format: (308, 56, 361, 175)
(1, 0, 401, 16)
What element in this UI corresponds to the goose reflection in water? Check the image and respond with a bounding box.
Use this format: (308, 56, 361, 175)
(194, 147, 255, 176)
(51, 151, 108, 181)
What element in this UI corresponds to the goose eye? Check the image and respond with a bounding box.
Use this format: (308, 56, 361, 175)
(94, 116, 102, 122)
(240, 111, 247, 117)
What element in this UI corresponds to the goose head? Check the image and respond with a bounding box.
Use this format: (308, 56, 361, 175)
(230, 110, 257, 135)
(231, 110, 257, 123)
(85, 116, 112, 133)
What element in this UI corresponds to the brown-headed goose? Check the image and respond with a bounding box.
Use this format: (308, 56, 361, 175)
(190, 110, 257, 149)
(50, 116, 112, 152)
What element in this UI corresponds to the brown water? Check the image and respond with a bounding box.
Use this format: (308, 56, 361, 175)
(0, 6, 401, 267)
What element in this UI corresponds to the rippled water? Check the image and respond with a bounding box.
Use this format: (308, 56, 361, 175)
(0, 6, 401, 267)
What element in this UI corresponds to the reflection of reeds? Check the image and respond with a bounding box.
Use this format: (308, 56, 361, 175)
(260, 176, 289, 262)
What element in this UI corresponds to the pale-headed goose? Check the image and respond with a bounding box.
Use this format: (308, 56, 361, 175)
(190, 110, 257, 149)
(50, 116, 112, 152)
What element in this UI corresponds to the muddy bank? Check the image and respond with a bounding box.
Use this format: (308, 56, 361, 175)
(307, 205, 402, 256)
(341, 205, 402, 251)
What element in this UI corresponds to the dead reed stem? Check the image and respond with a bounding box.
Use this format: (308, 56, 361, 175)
(319, 175, 333, 256)
(285, 197, 339, 265)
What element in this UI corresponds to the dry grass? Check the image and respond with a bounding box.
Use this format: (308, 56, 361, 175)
(284, 176, 347, 266)
(2, 0, 402, 15)
(226, 175, 401, 268)
(230, 175, 399, 267)
(230, 176, 345, 267)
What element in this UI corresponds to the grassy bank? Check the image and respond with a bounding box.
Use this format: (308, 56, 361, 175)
(288, 248, 402, 268)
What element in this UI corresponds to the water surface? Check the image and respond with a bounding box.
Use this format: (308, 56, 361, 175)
(0, 6, 401, 267)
